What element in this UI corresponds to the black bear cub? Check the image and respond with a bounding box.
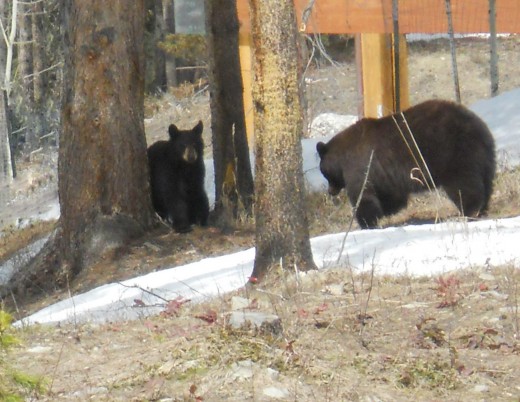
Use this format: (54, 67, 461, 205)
(316, 100, 496, 229)
(148, 121, 209, 233)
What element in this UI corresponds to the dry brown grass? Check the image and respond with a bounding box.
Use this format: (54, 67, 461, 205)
(4, 167, 520, 401)
(11, 264, 520, 401)
(0, 221, 55, 263)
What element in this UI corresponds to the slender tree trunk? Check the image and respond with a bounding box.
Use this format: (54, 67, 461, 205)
(0, 1, 14, 184)
(4, 0, 18, 99)
(31, 0, 48, 140)
(18, 1, 38, 149)
(488, 0, 499, 97)
(5, 0, 156, 298)
(248, 0, 316, 279)
(162, 0, 177, 88)
(0, 90, 13, 184)
(205, 0, 254, 222)
(154, 0, 167, 91)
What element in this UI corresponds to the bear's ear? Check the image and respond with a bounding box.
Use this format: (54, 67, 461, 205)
(168, 124, 180, 139)
(192, 120, 203, 136)
(316, 142, 327, 158)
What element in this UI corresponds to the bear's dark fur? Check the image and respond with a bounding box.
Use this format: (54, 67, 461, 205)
(148, 121, 209, 233)
(316, 100, 496, 228)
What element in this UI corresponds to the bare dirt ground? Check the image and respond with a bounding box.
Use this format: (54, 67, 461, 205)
(3, 36, 520, 401)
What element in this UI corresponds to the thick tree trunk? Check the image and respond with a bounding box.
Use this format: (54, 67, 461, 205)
(58, 0, 155, 274)
(248, 0, 316, 279)
(5, 1, 156, 298)
(205, 0, 254, 221)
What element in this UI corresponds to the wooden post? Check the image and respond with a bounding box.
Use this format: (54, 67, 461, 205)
(357, 33, 409, 118)
(238, 32, 255, 144)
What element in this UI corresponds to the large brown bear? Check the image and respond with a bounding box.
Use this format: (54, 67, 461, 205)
(316, 100, 496, 228)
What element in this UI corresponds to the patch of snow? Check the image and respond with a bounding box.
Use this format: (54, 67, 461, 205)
(470, 88, 520, 168)
(0, 236, 49, 286)
(16, 216, 520, 326)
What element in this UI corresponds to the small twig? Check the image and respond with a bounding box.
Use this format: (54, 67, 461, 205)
(253, 287, 287, 301)
(392, 113, 444, 217)
(23, 61, 63, 80)
(118, 282, 170, 303)
(304, 34, 341, 68)
(66, 273, 79, 331)
(48, 342, 65, 396)
(444, 0, 461, 103)
(336, 150, 374, 264)
(39, 131, 56, 141)
(363, 255, 376, 317)
(300, 0, 316, 32)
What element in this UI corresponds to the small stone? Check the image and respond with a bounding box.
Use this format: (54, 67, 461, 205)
(266, 367, 280, 380)
(479, 272, 495, 281)
(27, 346, 52, 354)
(473, 384, 490, 393)
(482, 290, 508, 300)
(401, 302, 430, 309)
(230, 359, 254, 380)
(324, 283, 345, 295)
(71, 386, 108, 398)
(263, 386, 289, 399)
(231, 296, 251, 310)
(228, 311, 283, 336)
(157, 361, 175, 375)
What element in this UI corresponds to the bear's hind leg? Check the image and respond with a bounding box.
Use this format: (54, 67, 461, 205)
(355, 195, 384, 229)
(444, 177, 487, 218)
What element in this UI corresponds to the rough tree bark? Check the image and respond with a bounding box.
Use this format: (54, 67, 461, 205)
(248, 0, 316, 279)
(5, 0, 156, 298)
(205, 0, 254, 221)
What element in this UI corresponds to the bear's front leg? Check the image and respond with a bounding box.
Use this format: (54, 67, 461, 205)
(170, 201, 192, 233)
(187, 190, 210, 227)
(355, 195, 384, 229)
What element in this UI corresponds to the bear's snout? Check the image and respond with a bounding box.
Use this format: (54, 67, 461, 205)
(182, 146, 198, 163)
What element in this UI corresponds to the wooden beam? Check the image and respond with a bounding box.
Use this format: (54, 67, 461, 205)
(238, 32, 254, 145)
(357, 34, 409, 118)
(237, 0, 520, 34)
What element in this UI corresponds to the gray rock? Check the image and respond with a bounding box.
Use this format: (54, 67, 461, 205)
(263, 386, 290, 399)
(228, 311, 283, 336)
(231, 296, 251, 310)
(230, 359, 254, 380)
(473, 384, 490, 393)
